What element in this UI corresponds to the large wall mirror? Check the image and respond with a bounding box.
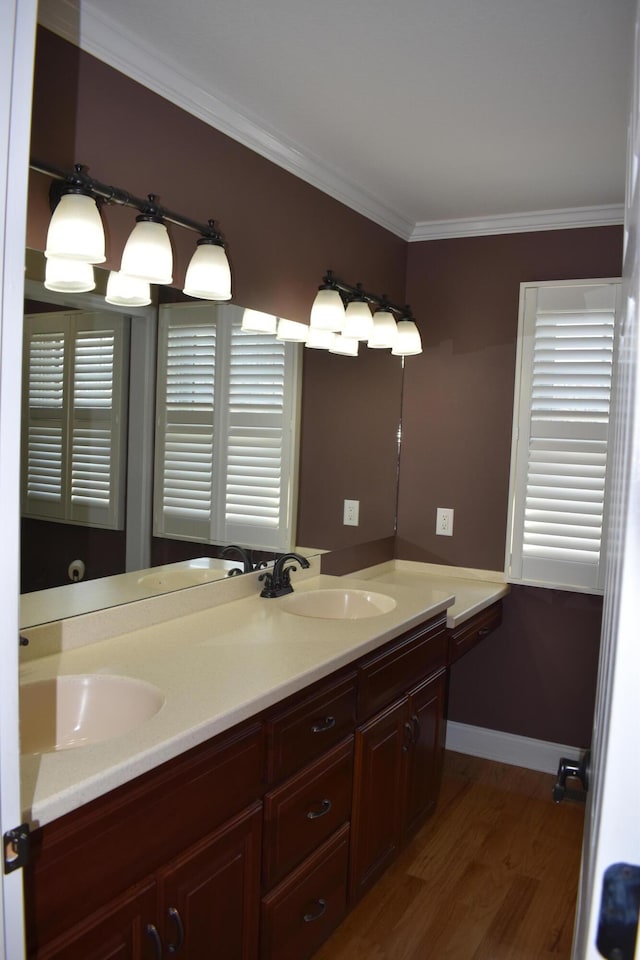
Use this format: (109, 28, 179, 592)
(20, 251, 404, 628)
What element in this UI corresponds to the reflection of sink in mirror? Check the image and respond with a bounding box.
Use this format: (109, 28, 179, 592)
(280, 588, 397, 620)
(137, 566, 225, 590)
(20, 675, 165, 754)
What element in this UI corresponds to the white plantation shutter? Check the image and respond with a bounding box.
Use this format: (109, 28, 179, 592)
(154, 302, 300, 551)
(22, 312, 127, 528)
(506, 280, 620, 593)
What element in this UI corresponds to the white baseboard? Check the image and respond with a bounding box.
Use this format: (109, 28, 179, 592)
(445, 721, 586, 774)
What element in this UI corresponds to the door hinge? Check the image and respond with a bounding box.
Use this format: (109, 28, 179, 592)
(597, 862, 640, 960)
(3, 823, 30, 874)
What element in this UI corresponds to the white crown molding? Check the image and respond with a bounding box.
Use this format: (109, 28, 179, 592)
(445, 720, 586, 774)
(410, 203, 625, 242)
(37, 1, 625, 245)
(36, 0, 415, 241)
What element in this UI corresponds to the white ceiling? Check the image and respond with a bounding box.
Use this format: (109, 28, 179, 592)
(38, 0, 636, 240)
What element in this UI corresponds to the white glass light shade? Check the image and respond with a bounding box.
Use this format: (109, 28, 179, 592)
(44, 257, 95, 293)
(120, 219, 173, 284)
(368, 309, 397, 349)
(183, 241, 231, 301)
(391, 319, 423, 356)
(309, 287, 345, 332)
(105, 271, 152, 307)
(342, 300, 373, 340)
(276, 318, 309, 342)
(330, 334, 359, 356)
(45, 192, 106, 264)
(305, 327, 334, 349)
(241, 308, 277, 333)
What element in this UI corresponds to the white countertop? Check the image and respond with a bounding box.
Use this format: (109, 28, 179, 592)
(19, 561, 507, 828)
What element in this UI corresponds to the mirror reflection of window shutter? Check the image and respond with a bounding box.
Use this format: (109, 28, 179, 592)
(506, 281, 619, 593)
(22, 312, 126, 529)
(154, 305, 217, 541)
(154, 303, 299, 551)
(218, 318, 296, 551)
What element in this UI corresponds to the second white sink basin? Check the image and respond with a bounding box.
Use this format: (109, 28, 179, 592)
(20, 674, 165, 755)
(281, 588, 396, 620)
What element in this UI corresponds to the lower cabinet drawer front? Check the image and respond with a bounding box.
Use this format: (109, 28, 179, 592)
(448, 601, 502, 663)
(266, 676, 357, 784)
(263, 738, 354, 889)
(261, 824, 350, 960)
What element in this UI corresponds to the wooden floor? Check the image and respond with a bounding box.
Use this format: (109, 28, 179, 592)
(315, 751, 585, 960)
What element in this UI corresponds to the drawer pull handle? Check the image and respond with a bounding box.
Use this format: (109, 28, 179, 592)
(303, 898, 327, 923)
(306, 798, 332, 819)
(311, 716, 335, 733)
(146, 924, 163, 959)
(167, 906, 185, 954)
(477, 626, 491, 639)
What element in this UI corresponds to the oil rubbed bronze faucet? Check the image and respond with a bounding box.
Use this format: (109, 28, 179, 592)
(259, 552, 310, 598)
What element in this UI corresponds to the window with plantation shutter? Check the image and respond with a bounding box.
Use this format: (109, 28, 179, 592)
(21, 311, 127, 529)
(505, 280, 621, 593)
(154, 302, 300, 552)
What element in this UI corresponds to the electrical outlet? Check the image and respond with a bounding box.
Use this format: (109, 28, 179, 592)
(436, 507, 454, 537)
(343, 499, 360, 526)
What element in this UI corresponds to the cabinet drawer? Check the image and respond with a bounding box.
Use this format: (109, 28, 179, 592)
(448, 601, 502, 664)
(261, 824, 349, 960)
(357, 616, 447, 721)
(266, 676, 356, 784)
(263, 738, 353, 889)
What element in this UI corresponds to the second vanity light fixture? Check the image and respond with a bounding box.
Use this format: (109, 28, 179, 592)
(241, 270, 422, 358)
(32, 160, 232, 305)
(307, 271, 422, 357)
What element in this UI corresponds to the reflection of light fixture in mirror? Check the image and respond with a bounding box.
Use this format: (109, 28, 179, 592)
(44, 257, 96, 293)
(330, 334, 359, 356)
(241, 308, 277, 333)
(305, 327, 334, 349)
(276, 318, 309, 341)
(368, 309, 397, 348)
(342, 295, 372, 340)
(120, 197, 173, 284)
(391, 319, 423, 356)
(45, 181, 105, 264)
(105, 271, 152, 307)
(183, 224, 232, 301)
(310, 273, 345, 331)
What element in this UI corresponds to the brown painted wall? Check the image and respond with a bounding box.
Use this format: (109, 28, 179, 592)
(26, 28, 406, 559)
(401, 228, 623, 745)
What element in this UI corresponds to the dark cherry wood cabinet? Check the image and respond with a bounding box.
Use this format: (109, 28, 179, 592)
(447, 601, 502, 664)
(24, 602, 503, 960)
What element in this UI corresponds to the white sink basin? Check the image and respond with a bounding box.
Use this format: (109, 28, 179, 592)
(20, 675, 165, 754)
(281, 588, 396, 620)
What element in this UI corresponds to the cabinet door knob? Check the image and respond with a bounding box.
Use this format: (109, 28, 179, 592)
(306, 798, 332, 820)
(403, 721, 414, 751)
(311, 716, 335, 733)
(146, 924, 163, 959)
(303, 898, 327, 923)
(167, 906, 185, 954)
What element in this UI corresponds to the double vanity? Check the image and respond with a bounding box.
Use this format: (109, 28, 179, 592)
(19, 559, 507, 959)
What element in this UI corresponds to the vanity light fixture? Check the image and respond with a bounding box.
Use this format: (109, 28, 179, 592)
(311, 271, 423, 357)
(241, 307, 278, 333)
(44, 167, 106, 264)
(44, 256, 96, 293)
(330, 333, 359, 356)
(105, 270, 152, 307)
(31, 159, 232, 306)
(305, 327, 335, 349)
(309, 272, 345, 331)
(276, 317, 309, 342)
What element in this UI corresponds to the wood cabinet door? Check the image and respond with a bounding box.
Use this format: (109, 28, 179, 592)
(32, 880, 157, 960)
(158, 802, 262, 960)
(348, 698, 407, 903)
(404, 669, 446, 840)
